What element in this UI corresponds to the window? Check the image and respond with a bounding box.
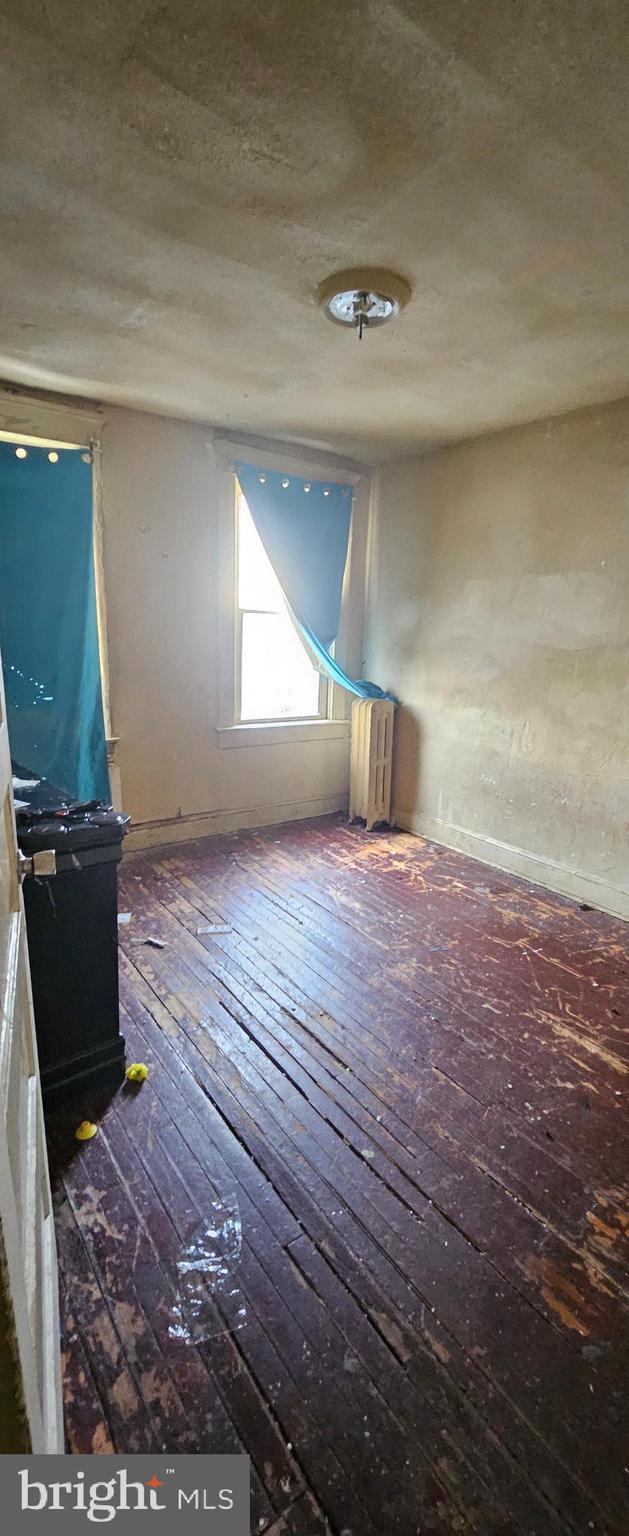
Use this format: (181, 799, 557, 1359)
(236, 486, 326, 723)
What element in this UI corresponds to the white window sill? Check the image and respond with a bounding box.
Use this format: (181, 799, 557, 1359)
(217, 719, 350, 749)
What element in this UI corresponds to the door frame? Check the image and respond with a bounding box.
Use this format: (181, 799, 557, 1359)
(0, 646, 64, 1451)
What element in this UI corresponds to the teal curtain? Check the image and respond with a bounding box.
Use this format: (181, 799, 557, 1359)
(0, 441, 109, 801)
(236, 462, 394, 701)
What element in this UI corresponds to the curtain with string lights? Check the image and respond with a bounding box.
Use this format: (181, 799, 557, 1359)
(235, 462, 394, 701)
(0, 440, 109, 801)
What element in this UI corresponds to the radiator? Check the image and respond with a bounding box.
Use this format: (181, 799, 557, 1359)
(349, 698, 395, 830)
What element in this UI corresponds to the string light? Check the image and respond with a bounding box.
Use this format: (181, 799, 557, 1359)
(15, 447, 27, 459)
(6, 661, 54, 706)
(48, 451, 59, 463)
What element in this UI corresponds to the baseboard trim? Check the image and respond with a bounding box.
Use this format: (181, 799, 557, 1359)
(125, 793, 348, 852)
(393, 806, 629, 922)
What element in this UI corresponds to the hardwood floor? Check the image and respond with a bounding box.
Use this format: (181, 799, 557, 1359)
(49, 816, 629, 1535)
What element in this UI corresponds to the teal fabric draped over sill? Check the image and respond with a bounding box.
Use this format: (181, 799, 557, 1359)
(0, 441, 110, 801)
(235, 461, 395, 702)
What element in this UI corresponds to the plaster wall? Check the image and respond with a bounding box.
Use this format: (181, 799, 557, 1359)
(99, 407, 362, 844)
(365, 398, 629, 917)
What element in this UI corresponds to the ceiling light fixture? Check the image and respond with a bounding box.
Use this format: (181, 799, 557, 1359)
(318, 268, 411, 340)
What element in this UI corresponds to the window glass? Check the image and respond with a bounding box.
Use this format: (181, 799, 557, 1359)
(237, 489, 323, 722)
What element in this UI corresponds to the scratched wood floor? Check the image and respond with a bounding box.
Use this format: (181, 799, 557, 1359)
(48, 816, 629, 1536)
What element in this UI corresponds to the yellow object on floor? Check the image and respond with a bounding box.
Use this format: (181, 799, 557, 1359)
(75, 1120, 98, 1141)
(125, 1062, 149, 1083)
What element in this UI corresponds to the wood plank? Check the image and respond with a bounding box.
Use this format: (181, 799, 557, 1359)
(116, 949, 623, 1526)
(114, 925, 629, 1478)
(120, 861, 629, 1354)
(263, 1492, 331, 1535)
(51, 817, 629, 1536)
(138, 846, 629, 1195)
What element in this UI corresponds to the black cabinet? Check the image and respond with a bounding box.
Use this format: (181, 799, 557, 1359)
(15, 771, 129, 1101)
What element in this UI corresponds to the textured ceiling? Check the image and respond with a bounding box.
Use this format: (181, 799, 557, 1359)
(1, 0, 628, 462)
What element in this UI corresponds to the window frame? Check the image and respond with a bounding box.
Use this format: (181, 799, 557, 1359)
(214, 440, 366, 749)
(0, 395, 122, 803)
(234, 483, 330, 727)
(0, 392, 110, 729)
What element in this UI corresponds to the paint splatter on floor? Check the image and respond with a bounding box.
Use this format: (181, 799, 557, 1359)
(49, 817, 629, 1535)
